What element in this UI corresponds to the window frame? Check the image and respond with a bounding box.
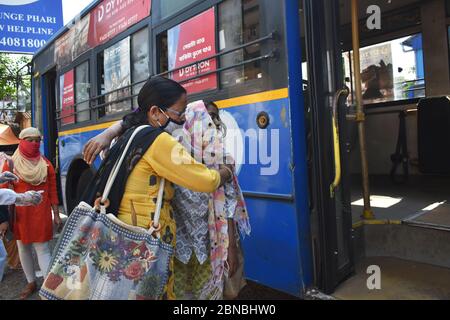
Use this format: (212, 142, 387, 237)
(74, 60, 91, 123)
(152, 0, 205, 25)
(131, 27, 151, 109)
(92, 21, 152, 123)
(342, 31, 426, 109)
(32, 75, 43, 133)
(152, 0, 276, 102)
(102, 36, 133, 117)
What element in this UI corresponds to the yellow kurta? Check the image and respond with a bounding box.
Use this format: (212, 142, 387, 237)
(117, 132, 220, 300)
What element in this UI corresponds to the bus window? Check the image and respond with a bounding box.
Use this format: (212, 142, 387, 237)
(75, 61, 90, 123)
(343, 34, 425, 105)
(131, 28, 150, 108)
(157, 32, 168, 74)
(218, 0, 262, 88)
(96, 52, 105, 119)
(103, 37, 132, 115)
(156, 0, 197, 21)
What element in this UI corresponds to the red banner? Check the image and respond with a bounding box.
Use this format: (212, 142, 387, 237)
(88, 0, 152, 47)
(61, 70, 75, 125)
(168, 8, 217, 95)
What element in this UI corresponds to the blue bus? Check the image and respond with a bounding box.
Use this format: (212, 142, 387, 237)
(31, 0, 450, 299)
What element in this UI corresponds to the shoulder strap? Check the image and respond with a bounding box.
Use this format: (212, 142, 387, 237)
(99, 125, 166, 231)
(101, 125, 150, 202)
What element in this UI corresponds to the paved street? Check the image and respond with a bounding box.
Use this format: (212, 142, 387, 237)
(0, 266, 296, 300)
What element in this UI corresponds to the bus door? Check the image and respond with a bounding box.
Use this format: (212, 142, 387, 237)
(302, 0, 354, 294)
(42, 69, 62, 201)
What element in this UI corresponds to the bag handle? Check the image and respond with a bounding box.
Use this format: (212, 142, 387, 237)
(148, 178, 165, 237)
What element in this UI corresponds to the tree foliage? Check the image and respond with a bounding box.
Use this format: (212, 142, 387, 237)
(0, 53, 32, 105)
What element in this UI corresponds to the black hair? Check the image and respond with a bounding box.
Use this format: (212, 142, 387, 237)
(122, 76, 186, 131)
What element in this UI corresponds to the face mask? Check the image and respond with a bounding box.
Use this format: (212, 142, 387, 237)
(164, 120, 184, 134)
(19, 140, 41, 159)
(158, 109, 185, 133)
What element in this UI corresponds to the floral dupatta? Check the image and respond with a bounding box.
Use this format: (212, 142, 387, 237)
(175, 101, 250, 299)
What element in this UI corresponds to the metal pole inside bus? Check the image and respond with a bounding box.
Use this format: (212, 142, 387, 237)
(351, 0, 374, 219)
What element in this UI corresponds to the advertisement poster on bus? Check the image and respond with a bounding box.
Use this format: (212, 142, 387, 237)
(168, 8, 217, 94)
(55, 14, 91, 69)
(0, 0, 63, 54)
(61, 69, 75, 125)
(360, 43, 394, 104)
(88, 0, 152, 47)
(72, 14, 91, 61)
(104, 37, 131, 114)
(54, 29, 73, 68)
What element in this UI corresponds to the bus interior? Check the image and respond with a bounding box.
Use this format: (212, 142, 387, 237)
(300, 0, 450, 299)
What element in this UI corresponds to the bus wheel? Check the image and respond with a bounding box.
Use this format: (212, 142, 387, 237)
(66, 163, 95, 214)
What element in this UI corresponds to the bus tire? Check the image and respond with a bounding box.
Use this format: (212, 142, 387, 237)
(66, 161, 95, 214)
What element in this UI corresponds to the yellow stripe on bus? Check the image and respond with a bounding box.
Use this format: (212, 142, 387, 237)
(214, 88, 289, 109)
(59, 121, 119, 137)
(58, 88, 289, 137)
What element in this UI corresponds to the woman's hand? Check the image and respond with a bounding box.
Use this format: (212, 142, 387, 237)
(0, 171, 18, 184)
(219, 164, 234, 186)
(227, 241, 239, 278)
(0, 221, 8, 239)
(83, 122, 124, 165)
(15, 191, 43, 206)
(82, 133, 112, 165)
(52, 204, 63, 231)
(54, 214, 63, 229)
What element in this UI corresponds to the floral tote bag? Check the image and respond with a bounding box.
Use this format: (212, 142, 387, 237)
(40, 126, 173, 300)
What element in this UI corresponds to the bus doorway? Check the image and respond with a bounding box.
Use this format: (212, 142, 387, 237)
(301, 0, 355, 295)
(332, 0, 450, 299)
(42, 68, 62, 202)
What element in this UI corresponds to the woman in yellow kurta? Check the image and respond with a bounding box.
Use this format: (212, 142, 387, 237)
(83, 77, 233, 300)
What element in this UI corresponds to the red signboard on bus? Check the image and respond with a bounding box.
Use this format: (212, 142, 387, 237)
(168, 8, 217, 94)
(88, 0, 152, 47)
(61, 70, 75, 125)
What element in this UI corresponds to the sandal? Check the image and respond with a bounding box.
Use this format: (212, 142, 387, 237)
(19, 281, 37, 300)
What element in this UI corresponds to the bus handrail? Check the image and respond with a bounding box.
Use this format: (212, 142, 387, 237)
(56, 30, 278, 118)
(158, 31, 277, 78)
(56, 49, 277, 121)
(56, 51, 276, 120)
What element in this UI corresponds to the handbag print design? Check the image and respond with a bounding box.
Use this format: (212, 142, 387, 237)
(40, 126, 173, 300)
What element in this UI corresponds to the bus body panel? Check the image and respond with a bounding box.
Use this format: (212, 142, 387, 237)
(56, 91, 310, 296)
(59, 129, 104, 175)
(223, 97, 293, 196)
(242, 197, 303, 296)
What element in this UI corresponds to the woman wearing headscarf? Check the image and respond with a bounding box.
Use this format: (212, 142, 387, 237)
(1, 127, 61, 299)
(83, 98, 250, 300)
(171, 100, 250, 300)
(82, 77, 233, 300)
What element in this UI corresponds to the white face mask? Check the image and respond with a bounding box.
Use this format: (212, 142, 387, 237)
(164, 121, 184, 135)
